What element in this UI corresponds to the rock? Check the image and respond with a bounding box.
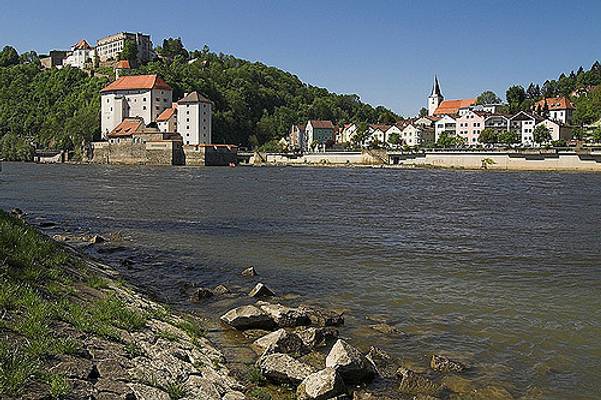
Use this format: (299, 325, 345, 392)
(249, 283, 275, 298)
(412, 396, 441, 400)
(241, 266, 257, 277)
(366, 346, 399, 379)
(223, 391, 247, 400)
(253, 329, 307, 356)
(220, 305, 275, 330)
(295, 327, 338, 349)
(38, 221, 57, 228)
(369, 323, 405, 335)
(430, 354, 466, 373)
(89, 235, 106, 244)
(257, 301, 310, 327)
(325, 339, 376, 384)
(129, 383, 171, 400)
(256, 352, 316, 385)
(52, 234, 70, 242)
(397, 367, 444, 397)
(10, 208, 25, 218)
(297, 368, 346, 400)
(189, 287, 215, 303)
(242, 329, 272, 340)
(300, 305, 344, 327)
(213, 284, 230, 295)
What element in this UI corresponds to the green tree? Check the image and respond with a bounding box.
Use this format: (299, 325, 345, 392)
(498, 130, 520, 145)
(476, 91, 501, 105)
(156, 37, 189, 61)
(419, 107, 428, 117)
(119, 40, 138, 65)
(352, 122, 369, 147)
(478, 128, 498, 145)
(533, 125, 551, 145)
(0, 46, 19, 67)
(436, 132, 463, 148)
(388, 132, 400, 147)
(506, 85, 526, 112)
(0, 132, 34, 161)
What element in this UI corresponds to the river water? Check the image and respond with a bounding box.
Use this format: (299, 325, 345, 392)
(1, 162, 600, 399)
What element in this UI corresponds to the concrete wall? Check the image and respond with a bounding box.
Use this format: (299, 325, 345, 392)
(249, 150, 387, 166)
(90, 141, 183, 166)
(183, 145, 237, 166)
(390, 150, 601, 171)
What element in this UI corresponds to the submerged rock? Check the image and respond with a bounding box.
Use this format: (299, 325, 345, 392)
(325, 339, 376, 384)
(256, 353, 316, 385)
(295, 326, 338, 349)
(213, 284, 230, 295)
(369, 323, 405, 336)
(253, 329, 307, 356)
(249, 283, 276, 298)
(10, 208, 25, 218)
(430, 354, 467, 373)
(297, 368, 346, 400)
(220, 305, 275, 330)
(189, 288, 214, 303)
(299, 305, 344, 327)
(366, 346, 400, 379)
(257, 301, 310, 327)
(241, 266, 257, 277)
(397, 367, 444, 397)
(89, 235, 106, 244)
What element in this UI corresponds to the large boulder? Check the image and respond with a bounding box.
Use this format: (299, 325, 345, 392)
(325, 340, 376, 384)
(295, 327, 338, 349)
(253, 329, 308, 356)
(430, 354, 466, 373)
(189, 287, 214, 303)
(241, 266, 257, 277)
(256, 353, 316, 385)
(366, 346, 400, 379)
(220, 305, 275, 330)
(257, 301, 311, 327)
(249, 283, 276, 298)
(299, 305, 344, 327)
(297, 368, 346, 400)
(397, 367, 444, 397)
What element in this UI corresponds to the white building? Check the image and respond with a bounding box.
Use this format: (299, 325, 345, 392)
(96, 32, 154, 63)
(289, 124, 306, 150)
(536, 118, 572, 143)
(384, 124, 403, 147)
(434, 115, 457, 142)
(177, 92, 213, 145)
(100, 74, 173, 139)
(510, 111, 543, 145)
(157, 105, 177, 133)
(339, 123, 358, 144)
(63, 39, 95, 69)
(428, 75, 444, 116)
(534, 97, 574, 125)
(401, 123, 435, 147)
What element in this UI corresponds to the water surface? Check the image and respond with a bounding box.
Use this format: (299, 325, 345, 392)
(1, 163, 600, 399)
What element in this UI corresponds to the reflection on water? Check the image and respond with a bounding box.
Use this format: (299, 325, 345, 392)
(1, 163, 600, 399)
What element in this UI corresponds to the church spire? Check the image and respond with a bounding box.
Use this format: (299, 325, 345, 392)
(431, 75, 441, 96)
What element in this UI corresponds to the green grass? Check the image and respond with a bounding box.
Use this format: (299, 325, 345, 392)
(164, 380, 188, 400)
(87, 275, 111, 290)
(174, 317, 206, 341)
(43, 373, 71, 399)
(249, 387, 272, 400)
(0, 343, 40, 396)
(245, 367, 266, 386)
(156, 330, 179, 342)
(124, 342, 145, 359)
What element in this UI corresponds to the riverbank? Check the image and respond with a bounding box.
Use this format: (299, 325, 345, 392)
(0, 209, 530, 400)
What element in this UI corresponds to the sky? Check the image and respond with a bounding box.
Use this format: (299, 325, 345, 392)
(1, 0, 600, 116)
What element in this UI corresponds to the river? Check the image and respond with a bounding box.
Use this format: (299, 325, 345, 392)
(1, 162, 600, 399)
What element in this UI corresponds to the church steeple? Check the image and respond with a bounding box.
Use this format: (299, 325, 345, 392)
(428, 75, 444, 116)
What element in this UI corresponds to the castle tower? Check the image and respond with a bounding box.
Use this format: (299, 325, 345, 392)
(428, 75, 444, 116)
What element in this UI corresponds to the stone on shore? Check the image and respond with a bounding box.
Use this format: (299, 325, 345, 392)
(300, 305, 344, 327)
(325, 339, 376, 384)
(220, 305, 275, 330)
(397, 367, 444, 397)
(241, 266, 257, 277)
(430, 354, 467, 373)
(256, 353, 316, 385)
(189, 287, 214, 303)
(89, 235, 106, 244)
(366, 346, 400, 379)
(213, 284, 230, 295)
(257, 301, 310, 327)
(253, 329, 307, 356)
(249, 282, 275, 298)
(296, 368, 346, 400)
(295, 326, 338, 349)
(10, 208, 25, 218)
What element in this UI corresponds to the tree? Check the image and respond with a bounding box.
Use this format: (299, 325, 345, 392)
(476, 91, 501, 105)
(352, 122, 369, 147)
(156, 37, 189, 61)
(436, 132, 463, 148)
(388, 132, 400, 147)
(526, 83, 541, 100)
(419, 107, 428, 117)
(478, 128, 498, 145)
(533, 125, 551, 145)
(119, 40, 138, 65)
(0, 46, 19, 67)
(498, 130, 520, 145)
(506, 85, 526, 112)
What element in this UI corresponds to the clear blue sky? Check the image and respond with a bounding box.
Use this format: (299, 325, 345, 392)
(1, 0, 600, 116)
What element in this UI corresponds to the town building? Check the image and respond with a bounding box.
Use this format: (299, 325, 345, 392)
(428, 76, 477, 116)
(534, 97, 574, 124)
(385, 124, 403, 147)
(484, 114, 510, 134)
(339, 123, 358, 144)
(434, 115, 457, 142)
(428, 76, 444, 116)
(96, 32, 154, 63)
(536, 118, 572, 143)
(115, 60, 131, 78)
(177, 91, 213, 145)
(100, 74, 173, 139)
(304, 120, 335, 151)
(63, 39, 95, 69)
(40, 50, 68, 69)
(366, 124, 390, 146)
(157, 105, 177, 133)
(510, 111, 543, 145)
(289, 124, 306, 150)
(456, 110, 487, 145)
(401, 123, 435, 147)
(414, 115, 440, 127)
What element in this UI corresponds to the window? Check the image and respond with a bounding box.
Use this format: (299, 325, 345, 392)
(186, 126, 189, 130)
(143, 106, 146, 110)
(186, 118, 189, 122)
(143, 97, 146, 102)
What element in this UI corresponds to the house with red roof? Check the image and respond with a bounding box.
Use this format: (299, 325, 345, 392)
(427, 75, 477, 117)
(534, 97, 574, 124)
(100, 74, 173, 138)
(304, 120, 335, 151)
(63, 39, 96, 69)
(157, 104, 177, 133)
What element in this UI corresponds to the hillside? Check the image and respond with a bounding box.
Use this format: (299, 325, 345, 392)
(0, 43, 398, 160)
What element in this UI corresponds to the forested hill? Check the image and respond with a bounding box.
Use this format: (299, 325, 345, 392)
(0, 42, 399, 160)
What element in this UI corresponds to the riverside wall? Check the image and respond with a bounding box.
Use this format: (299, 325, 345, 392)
(390, 150, 601, 171)
(249, 150, 387, 166)
(90, 141, 184, 166)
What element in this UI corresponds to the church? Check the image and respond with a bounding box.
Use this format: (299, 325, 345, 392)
(427, 76, 477, 117)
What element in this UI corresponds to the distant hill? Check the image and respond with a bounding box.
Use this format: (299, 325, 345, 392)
(0, 41, 398, 160)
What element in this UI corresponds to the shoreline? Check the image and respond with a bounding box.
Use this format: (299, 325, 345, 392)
(0, 208, 526, 400)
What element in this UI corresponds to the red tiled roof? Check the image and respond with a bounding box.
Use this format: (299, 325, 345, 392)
(535, 97, 574, 110)
(108, 118, 144, 138)
(434, 98, 477, 115)
(369, 124, 391, 132)
(309, 120, 335, 129)
(116, 60, 131, 69)
(73, 39, 93, 50)
(157, 107, 176, 122)
(101, 75, 172, 93)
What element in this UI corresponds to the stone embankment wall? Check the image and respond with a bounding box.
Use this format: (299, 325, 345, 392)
(391, 150, 601, 171)
(90, 141, 184, 166)
(184, 145, 238, 166)
(250, 150, 387, 166)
